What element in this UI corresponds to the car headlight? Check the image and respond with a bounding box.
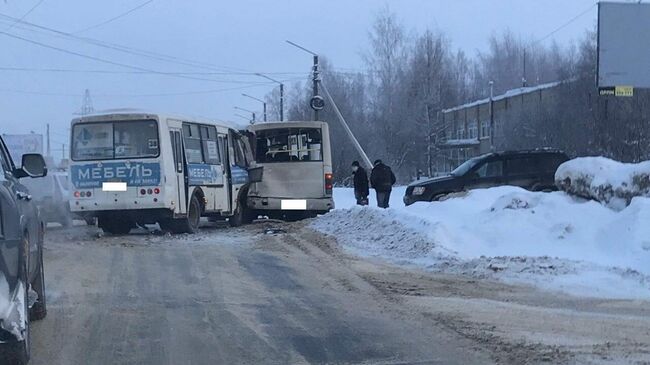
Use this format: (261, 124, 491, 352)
(412, 186, 426, 195)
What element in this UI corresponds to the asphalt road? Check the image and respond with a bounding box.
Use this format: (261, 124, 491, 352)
(27, 223, 491, 365)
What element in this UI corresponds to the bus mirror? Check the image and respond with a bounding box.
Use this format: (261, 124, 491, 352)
(247, 166, 263, 183)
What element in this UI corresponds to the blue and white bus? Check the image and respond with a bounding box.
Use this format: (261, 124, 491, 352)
(68, 110, 261, 234)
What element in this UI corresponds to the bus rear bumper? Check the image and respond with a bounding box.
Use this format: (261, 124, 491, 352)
(247, 196, 334, 212)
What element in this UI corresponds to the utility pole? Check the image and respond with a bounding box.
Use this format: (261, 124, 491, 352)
(522, 49, 528, 87)
(46, 123, 51, 157)
(62, 143, 66, 160)
(242, 93, 267, 122)
(489, 80, 495, 151)
(234, 106, 256, 124)
(286, 40, 323, 121)
(81, 89, 94, 115)
(256, 74, 284, 121)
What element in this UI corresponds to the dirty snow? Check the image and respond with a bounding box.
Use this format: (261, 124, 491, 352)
(556, 156, 650, 210)
(317, 186, 650, 299)
(0, 275, 25, 340)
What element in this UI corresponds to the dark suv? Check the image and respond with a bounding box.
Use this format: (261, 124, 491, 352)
(404, 150, 569, 206)
(0, 136, 48, 364)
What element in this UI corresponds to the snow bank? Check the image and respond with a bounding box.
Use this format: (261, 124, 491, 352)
(555, 157, 650, 210)
(321, 187, 650, 299)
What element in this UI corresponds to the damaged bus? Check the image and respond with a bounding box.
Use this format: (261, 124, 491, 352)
(247, 121, 334, 220)
(69, 111, 262, 234)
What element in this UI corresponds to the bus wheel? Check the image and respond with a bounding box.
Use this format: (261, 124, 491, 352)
(99, 218, 133, 235)
(173, 195, 202, 234)
(229, 201, 254, 227)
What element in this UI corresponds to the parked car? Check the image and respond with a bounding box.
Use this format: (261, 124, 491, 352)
(404, 149, 569, 206)
(0, 135, 48, 365)
(21, 171, 72, 227)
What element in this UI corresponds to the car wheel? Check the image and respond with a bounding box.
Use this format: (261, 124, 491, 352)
(0, 237, 32, 365)
(30, 241, 47, 321)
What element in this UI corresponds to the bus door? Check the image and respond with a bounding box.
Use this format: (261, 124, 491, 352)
(218, 133, 232, 214)
(169, 127, 187, 214)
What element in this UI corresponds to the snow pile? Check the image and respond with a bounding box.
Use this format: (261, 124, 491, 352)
(321, 186, 650, 299)
(555, 157, 650, 210)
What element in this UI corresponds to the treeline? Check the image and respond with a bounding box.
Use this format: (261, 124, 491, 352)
(265, 9, 650, 183)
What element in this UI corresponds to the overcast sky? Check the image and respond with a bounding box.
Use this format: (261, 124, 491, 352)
(0, 0, 597, 147)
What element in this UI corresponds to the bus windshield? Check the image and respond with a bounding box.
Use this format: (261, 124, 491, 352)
(255, 127, 322, 163)
(72, 120, 159, 161)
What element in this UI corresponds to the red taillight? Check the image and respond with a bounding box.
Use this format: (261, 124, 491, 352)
(153, 188, 160, 194)
(325, 173, 333, 194)
(74, 191, 81, 198)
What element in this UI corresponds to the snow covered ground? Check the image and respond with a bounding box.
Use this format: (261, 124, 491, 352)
(314, 186, 650, 300)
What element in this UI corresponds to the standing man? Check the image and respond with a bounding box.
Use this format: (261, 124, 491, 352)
(370, 159, 396, 208)
(351, 161, 369, 205)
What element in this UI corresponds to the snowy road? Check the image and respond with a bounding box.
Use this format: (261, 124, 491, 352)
(25, 219, 650, 364)
(28, 223, 490, 365)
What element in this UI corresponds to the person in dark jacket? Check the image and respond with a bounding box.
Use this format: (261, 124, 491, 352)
(370, 159, 396, 208)
(351, 161, 369, 205)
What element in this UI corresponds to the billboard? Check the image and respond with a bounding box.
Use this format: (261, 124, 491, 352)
(598, 2, 650, 89)
(2, 134, 44, 163)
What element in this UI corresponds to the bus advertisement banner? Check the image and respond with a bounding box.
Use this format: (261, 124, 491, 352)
(187, 164, 224, 186)
(70, 162, 161, 188)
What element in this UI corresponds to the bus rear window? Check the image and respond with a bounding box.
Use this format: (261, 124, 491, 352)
(72, 120, 159, 161)
(255, 128, 322, 163)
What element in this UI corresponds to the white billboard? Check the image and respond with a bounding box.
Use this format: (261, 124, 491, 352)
(598, 2, 650, 89)
(2, 134, 44, 163)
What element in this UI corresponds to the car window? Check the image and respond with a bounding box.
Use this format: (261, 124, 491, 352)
(475, 160, 503, 178)
(539, 155, 567, 172)
(507, 157, 537, 175)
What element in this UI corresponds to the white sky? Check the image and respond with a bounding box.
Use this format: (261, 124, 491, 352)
(0, 0, 597, 148)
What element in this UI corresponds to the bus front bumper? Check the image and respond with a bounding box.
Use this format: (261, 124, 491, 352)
(247, 196, 334, 212)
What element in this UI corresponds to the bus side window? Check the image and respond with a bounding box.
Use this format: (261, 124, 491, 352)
(201, 126, 220, 165)
(218, 135, 228, 166)
(183, 123, 204, 163)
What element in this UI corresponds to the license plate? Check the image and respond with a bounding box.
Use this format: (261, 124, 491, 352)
(281, 199, 307, 210)
(102, 182, 127, 192)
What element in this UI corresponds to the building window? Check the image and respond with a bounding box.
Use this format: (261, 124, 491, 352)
(468, 121, 478, 139)
(456, 125, 465, 139)
(480, 120, 490, 138)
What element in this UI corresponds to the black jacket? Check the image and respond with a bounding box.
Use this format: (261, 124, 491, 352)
(352, 167, 369, 196)
(370, 163, 396, 192)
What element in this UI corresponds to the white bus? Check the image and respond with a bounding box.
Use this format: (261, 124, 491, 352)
(246, 121, 334, 219)
(69, 111, 261, 234)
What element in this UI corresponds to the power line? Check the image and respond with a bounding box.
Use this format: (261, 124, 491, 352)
(74, 0, 155, 34)
(0, 66, 308, 77)
(2, 0, 45, 32)
(0, 12, 250, 73)
(530, 2, 597, 48)
(0, 27, 260, 84)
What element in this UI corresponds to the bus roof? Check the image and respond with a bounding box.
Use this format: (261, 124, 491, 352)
(71, 108, 244, 130)
(247, 121, 327, 131)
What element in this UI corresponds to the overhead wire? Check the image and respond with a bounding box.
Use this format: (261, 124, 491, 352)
(73, 0, 155, 34)
(2, 0, 45, 32)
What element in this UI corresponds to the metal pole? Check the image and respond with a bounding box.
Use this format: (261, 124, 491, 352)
(279, 83, 284, 121)
(489, 81, 495, 151)
(321, 81, 373, 170)
(263, 103, 267, 122)
(313, 55, 319, 121)
(46, 123, 51, 157)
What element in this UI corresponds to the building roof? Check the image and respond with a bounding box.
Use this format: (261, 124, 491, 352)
(442, 80, 563, 114)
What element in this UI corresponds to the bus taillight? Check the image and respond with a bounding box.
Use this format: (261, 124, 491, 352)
(325, 173, 333, 194)
(154, 187, 160, 194)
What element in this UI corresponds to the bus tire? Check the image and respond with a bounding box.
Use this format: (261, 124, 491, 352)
(171, 195, 202, 234)
(100, 218, 133, 235)
(229, 201, 254, 227)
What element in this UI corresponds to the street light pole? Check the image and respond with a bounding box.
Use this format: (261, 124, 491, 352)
(256, 73, 284, 121)
(286, 40, 320, 121)
(242, 93, 267, 122)
(234, 106, 256, 124)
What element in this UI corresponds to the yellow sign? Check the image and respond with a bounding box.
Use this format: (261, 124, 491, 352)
(615, 86, 634, 97)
